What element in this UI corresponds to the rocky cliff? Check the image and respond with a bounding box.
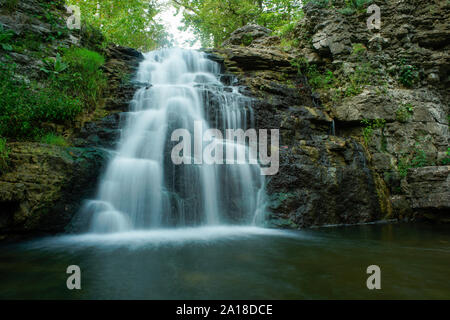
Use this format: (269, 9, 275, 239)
(211, 0, 449, 227)
(1, 0, 448, 240)
(0, 0, 143, 240)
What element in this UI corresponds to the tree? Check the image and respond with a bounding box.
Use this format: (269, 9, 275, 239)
(67, 0, 169, 50)
(172, 0, 302, 47)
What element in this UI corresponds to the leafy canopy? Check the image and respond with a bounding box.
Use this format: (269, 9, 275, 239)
(173, 0, 302, 47)
(66, 0, 169, 50)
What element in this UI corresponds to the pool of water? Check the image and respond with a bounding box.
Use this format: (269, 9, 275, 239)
(1, 223, 449, 299)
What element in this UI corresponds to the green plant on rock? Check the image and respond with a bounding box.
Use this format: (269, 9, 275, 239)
(397, 156, 410, 178)
(345, 63, 377, 96)
(40, 53, 69, 78)
(0, 137, 9, 173)
(41, 133, 69, 147)
(398, 61, 419, 88)
(345, 0, 373, 10)
(396, 103, 415, 123)
(338, 7, 355, 15)
(352, 43, 367, 57)
(397, 143, 433, 178)
(361, 118, 386, 145)
(291, 58, 337, 90)
(0, 24, 14, 51)
(57, 47, 107, 110)
(441, 148, 450, 165)
(0, 59, 83, 138)
(241, 34, 254, 46)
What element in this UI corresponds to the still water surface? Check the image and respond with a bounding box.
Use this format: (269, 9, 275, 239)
(1, 223, 449, 299)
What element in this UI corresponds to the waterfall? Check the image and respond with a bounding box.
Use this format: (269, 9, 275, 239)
(83, 48, 266, 233)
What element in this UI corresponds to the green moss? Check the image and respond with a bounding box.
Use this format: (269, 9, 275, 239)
(396, 103, 415, 123)
(0, 137, 9, 173)
(40, 133, 69, 147)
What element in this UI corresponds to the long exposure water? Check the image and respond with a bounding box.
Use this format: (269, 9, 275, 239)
(1, 50, 449, 300)
(1, 224, 449, 299)
(82, 48, 265, 233)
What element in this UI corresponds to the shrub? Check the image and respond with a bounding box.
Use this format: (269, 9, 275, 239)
(41, 133, 69, 147)
(57, 47, 107, 109)
(398, 63, 419, 87)
(40, 53, 69, 78)
(0, 60, 83, 138)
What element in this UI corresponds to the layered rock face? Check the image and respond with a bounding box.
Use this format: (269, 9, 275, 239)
(210, 27, 385, 228)
(0, 0, 143, 240)
(211, 0, 449, 227)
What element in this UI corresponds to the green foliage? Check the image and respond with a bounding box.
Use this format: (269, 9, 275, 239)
(37, 1, 70, 42)
(56, 47, 107, 109)
(338, 7, 355, 15)
(397, 143, 434, 177)
(441, 148, 450, 165)
(397, 157, 411, 178)
(41, 133, 69, 147)
(0, 136, 9, 173)
(345, 0, 372, 10)
(291, 58, 337, 90)
(40, 53, 69, 78)
(398, 61, 420, 87)
(66, 0, 168, 50)
(352, 43, 367, 57)
(173, 0, 302, 47)
(396, 103, 415, 123)
(343, 63, 377, 97)
(241, 34, 254, 46)
(80, 22, 106, 51)
(0, 24, 14, 51)
(361, 119, 386, 145)
(0, 60, 83, 138)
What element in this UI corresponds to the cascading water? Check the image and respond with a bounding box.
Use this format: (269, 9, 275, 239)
(83, 48, 266, 233)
